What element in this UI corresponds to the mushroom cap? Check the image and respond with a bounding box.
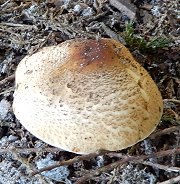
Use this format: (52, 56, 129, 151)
(13, 38, 163, 154)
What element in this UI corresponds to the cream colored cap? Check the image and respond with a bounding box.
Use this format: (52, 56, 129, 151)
(13, 38, 163, 154)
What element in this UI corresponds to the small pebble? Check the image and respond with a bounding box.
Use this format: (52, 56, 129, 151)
(0, 99, 11, 120)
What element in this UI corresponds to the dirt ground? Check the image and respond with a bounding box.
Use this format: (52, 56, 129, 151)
(0, 0, 179, 184)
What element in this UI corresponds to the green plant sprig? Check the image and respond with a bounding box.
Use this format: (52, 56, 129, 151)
(123, 23, 171, 52)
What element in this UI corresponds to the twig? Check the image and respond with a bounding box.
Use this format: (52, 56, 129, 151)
(149, 126, 180, 139)
(0, 0, 11, 9)
(85, 11, 108, 24)
(0, 87, 14, 95)
(28, 32, 53, 55)
(109, 0, 136, 20)
(11, 148, 50, 184)
(138, 161, 180, 173)
(157, 175, 180, 184)
(164, 99, 180, 104)
(0, 22, 38, 30)
(0, 147, 62, 154)
(168, 109, 180, 120)
(30, 125, 180, 180)
(100, 22, 126, 44)
(31, 150, 109, 176)
(75, 148, 180, 184)
(5, 1, 31, 12)
(0, 147, 63, 182)
(0, 74, 15, 87)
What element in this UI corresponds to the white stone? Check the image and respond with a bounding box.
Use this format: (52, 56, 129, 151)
(0, 99, 10, 120)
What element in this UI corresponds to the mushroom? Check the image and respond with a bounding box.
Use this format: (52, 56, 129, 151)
(13, 38, 163, 154)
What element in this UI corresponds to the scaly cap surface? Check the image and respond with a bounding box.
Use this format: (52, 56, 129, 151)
(13, 38, 163, 154)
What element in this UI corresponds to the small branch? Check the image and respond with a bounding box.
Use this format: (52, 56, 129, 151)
(0, 0, 10, 9)
(75, 156, 130, 184)
(75, 148, 180, 184)
(157, 175, 180, 184)
(31, 150, 109, 176)
(0, 147, 62, 154)
(139, 161, 180, 173)
(109, 0, 136, 20)
(85, 11, 108, 24)
(0, 86, 14, 95)
(0, 22, 38, 30)
(164, 99, 180, 104)
(0, 74, 15, 87)
(168, 109, 180, 120)
(149, 126, 180, 139)
(28, 32, 53, 55)
(100, 22, 126, 44)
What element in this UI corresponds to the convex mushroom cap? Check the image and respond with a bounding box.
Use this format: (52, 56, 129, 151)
(13, 38, 163, 154)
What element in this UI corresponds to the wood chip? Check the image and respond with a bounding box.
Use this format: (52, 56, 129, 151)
(140, 3, 153, 11)
(109, 0, 136, 20)
(100, 22, 126, 44)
